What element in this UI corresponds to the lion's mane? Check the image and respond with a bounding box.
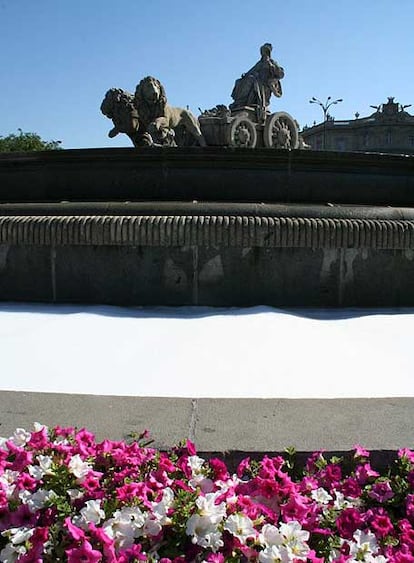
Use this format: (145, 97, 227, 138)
(134, 77, 167, 127)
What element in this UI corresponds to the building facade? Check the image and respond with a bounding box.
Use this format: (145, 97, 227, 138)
(301, 97, 414, 154)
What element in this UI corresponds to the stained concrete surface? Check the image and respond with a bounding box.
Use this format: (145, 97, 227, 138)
(1, 391, 413, 455)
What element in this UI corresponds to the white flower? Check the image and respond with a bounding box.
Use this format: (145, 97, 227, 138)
(348, 530, 379, 561)
(188, 455, 205, 475)
(9, 428, 31, 447)
(260, 522, 309, 561)
(215, 474, 240, 493)
(189, 474, 215, 492)
(333, 490, 354, 510)
(28, 455, 54, 480)
(0, 470, 20, 499)
(19, 488, 57, 512)
(224, 513, 256, 543)
(0, 526, 35, 562)
(103, 506, 146, 550)
(3, 526, 34, 545)
(143, 516, 162, 537)
(67, 488, 84, 501)
(311, 487, 333, 505)
(260, 523, 283, 547)
(68, 454, 92, 480)
(186, 514, 223, 551)
(0, 542, 26, 563)
(259, 544, 291, 563)
(152, 487, 174, 524)
(33, 422, 48, 433)
(80, 499, 105, 525)
(196, 492, 226, 524)
(278, 521, 309, 559)
(0, 437, 8, 451)
(53, 435, 69, 446)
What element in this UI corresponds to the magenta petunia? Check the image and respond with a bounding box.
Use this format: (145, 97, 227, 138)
(369, 480, 394, 502)
(335, 507, 364, 539)
(66, 539, 102, 563)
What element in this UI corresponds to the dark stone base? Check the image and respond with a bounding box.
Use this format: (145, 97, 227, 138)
(1, 244, 414, 307)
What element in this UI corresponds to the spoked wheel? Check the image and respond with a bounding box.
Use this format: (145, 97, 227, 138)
(264, 111, 299, 149)
(227, 115, 257, 148)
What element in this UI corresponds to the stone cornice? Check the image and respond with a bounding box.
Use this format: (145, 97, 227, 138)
(0, 215, 413, 249)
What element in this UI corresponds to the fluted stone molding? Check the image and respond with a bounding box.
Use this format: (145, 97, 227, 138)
(0, 215, 414, 249)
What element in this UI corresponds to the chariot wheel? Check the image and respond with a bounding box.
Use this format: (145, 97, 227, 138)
(227, 115, 257, 148)
(263, 111, 299, 149)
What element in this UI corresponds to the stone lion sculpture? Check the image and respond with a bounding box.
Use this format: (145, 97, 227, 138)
(134, 76, 206, 147)
(100, 88, 141, 147)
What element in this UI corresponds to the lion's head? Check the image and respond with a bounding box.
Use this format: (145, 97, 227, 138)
(134, 77, 167, 126)
(100, 88, 139, 137)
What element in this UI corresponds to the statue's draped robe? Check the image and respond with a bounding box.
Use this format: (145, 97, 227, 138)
(230, 56, 284, 110)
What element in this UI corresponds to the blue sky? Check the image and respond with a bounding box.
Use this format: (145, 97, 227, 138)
(1, 0, 413, 149)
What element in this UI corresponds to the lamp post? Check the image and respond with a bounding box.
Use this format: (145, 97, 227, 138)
(309, 96, 343, 150)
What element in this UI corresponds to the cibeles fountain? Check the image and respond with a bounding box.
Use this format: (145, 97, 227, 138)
(0, 44, 414, 306)
(101, 43, 299, 150)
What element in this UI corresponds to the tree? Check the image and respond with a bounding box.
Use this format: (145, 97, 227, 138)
(0, 129, 62, 152)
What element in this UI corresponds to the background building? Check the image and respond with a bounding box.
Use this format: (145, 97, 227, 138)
(301, 97, 414, 153)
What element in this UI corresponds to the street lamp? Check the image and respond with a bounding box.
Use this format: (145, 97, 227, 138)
(309, 96, 343, 149)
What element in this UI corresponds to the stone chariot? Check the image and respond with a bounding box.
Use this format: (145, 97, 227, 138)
(199, 42, 299, 149)
(198, 106, 299, 149)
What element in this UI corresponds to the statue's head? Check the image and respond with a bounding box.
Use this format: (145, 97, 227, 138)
(135, 77, 167, 108)
(100, 88, 139, 135)
(260, 43, 273, 58)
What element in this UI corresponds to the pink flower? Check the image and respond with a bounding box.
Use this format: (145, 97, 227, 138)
(299, 476, 318, 493)
(259, 455, 284, 478)
(15, 472, 38, 492)
(80, 471, 103, 495)
(237, 457, 251, 478)
(66, 539, 102, 563)
(158, 454, 176, 473)
(281, 494, 309, 523)
(368, 508, 394, 537)
(305, 451, 326, 473)
(335, 508, 364, 539)
(340, 477, 362, 498)
(322, 464, 342, 488)
(18, 526, 49, 562)
(88, 523, 116, 562)
(28, 427, 49, 450)
(209, 458, 229, 481)
(7, 504, 38, 530)
(254, 477, 280, 499)
(369, 480, 394, 502)
(65, 517, 86, 541)
(184, 439, 197, 456)
(355, 462, 380, 484)
(75, 428, 96, 457)
(116, 481, 151, 504)
(353, 444, 370, 458)
(389, 544, 414, 562)
(117, 544, 147, 562)
(306, 549, 325, 563)
(5, 441, 33, 471)
(406, 494, 414, 521)
(205, 554, 225, 562)
(399, 449, 414, 464)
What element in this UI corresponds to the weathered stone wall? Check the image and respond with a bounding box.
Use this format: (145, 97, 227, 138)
(0, 148, 413, 307)
(0, 214, 414, 306)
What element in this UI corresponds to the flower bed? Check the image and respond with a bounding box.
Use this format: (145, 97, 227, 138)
(1, 425, 414, 562)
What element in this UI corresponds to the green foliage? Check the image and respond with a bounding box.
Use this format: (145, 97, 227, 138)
(0, 129, 62, 152)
